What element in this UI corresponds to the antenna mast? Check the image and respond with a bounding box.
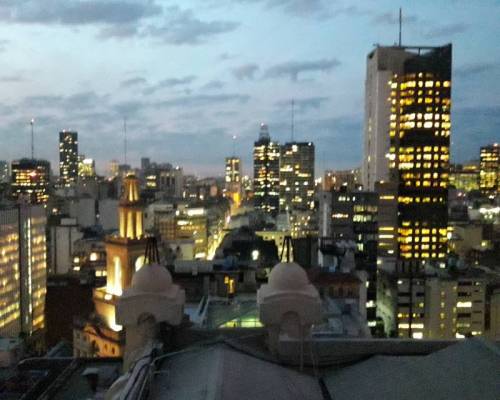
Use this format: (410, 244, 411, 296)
(30, 118, 34, 159)
(398, 7, 402, 47)
(232, 135, 237, 157)
(291, 99, 295, 142)
(123, 117, 127, 165)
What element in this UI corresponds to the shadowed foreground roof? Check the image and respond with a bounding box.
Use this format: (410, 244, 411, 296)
(323, 338, 500, 400)
(149, 343, 323, 400)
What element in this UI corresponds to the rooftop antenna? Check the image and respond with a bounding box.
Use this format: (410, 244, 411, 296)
(232, 135, 237, 157)
(291, 99, 295, 142)
(398, 7, 402, 47)
(30, 118, 35, 159)
(123, 117, 127, 165)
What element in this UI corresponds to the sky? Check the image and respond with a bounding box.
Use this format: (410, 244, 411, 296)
(0, 0, 499, 177)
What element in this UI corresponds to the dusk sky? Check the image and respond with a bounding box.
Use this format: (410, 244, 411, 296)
(0, 0, 499, 177)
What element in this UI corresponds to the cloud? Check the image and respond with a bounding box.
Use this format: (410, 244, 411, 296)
(276, 97, 329, 113)
(201, 80, 225, 90)
(144, 6, 239, 45)
(154, 93, 250, 109)
(120, 77, 147, 88)
(265, 0, 329, 19)
(235, 0, 330, 19)
(218, 52, 237, 61)
(22, 91, 109, 112)
(232, 63, 259, 80)
(0, 2, 237, 45)
(142, 75, 197, 95)
(264, 58, 340, 81)
(0, 74, 25, 83)
(424, 22, 469, 38)
(0, 0, 161, 25)
(0, 39, 9, 52)
(454, 63, 499, 79)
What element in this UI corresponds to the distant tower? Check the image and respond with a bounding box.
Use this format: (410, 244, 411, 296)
(279, 142, 315, 212)
(225, 156, 242, 208)
(253, 124, 280, 215)
(59, 130, 78, 187)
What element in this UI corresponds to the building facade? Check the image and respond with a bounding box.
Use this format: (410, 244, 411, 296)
(450, 162, 479, 192)
(225, 157, 242, 208)
(0, 205, 47, 338)
(253, 124, 280, 215)
(78, 157, 96, 178)
(0, 161, 9, 183)
(323, 169, 360, 191)
(59, 130, 78, 187)
(279, 142, 315, 212)
(479, 143, 499, 197)
(11, 159, 51, 204)
(378, 269, 486, 339)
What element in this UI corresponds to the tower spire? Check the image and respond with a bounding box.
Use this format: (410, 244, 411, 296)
(123, 117, 127, 166)
(30, 118, 35, 159)
(398, 7, 402, 47)
(291, 99, 295, 142)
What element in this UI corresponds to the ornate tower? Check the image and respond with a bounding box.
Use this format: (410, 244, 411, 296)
(73, 174, 148, 358)
(105, 175, 147, 296)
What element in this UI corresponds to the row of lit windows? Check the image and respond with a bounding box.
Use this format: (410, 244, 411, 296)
(398, 196, 446, 204)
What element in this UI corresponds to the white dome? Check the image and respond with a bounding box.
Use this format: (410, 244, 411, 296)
(131, 263, 172, 293)
(268, 262, 309, 291)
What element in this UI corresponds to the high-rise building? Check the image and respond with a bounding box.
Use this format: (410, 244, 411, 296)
(319, 189, 379, 329)
(479, 143, 499, 197)
(11, 159, 51, 204)
(59, 130, 78, 187)
(0, 161, 9, 183)
(366, 45, 452, 269)
(279, 142, 315, 212)
(0, 205, 47, 338)
(364, 44, 453, 338)
(145, 163, 183, 198)
(73, 174, 147, 357)
(389, 45, 451, 269)
(78, 157, 96, 178)
(225, 157, 242, 208)
(253, 124, 280, 215)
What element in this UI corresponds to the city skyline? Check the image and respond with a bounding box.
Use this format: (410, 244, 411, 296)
(0, 0, 499, 176)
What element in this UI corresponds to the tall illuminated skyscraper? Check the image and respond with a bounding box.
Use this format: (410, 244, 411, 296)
(368, 44, 452, 339)
(479, 143, 499, 197)
(388, 45, 452, 268)
(59, 130, 78, 187)
(11, 159, 51, 204)
(253, 124, 280, 215)
(279, 142, 315, 212)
